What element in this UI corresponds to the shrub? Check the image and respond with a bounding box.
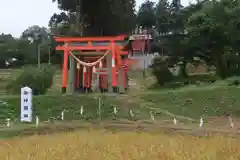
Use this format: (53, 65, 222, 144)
(0, 100, 16, 121)
(7, 64, 56, 95)
(187, 74, 218, 84)
(152, 57, 175, 86)
(150, 41, 162, 53)
(226, 76, 240, 86)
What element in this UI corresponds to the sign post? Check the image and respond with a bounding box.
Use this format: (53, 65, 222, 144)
(21, 86, 32, 122)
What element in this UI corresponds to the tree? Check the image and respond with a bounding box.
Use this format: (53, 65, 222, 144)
(21, 25, 51, 68)
(155, 0, 170, 34)
(0, 34, 17, 68)
(169, 0, 185, 34)
(51, 0, 136, 36)
(137, 0, 156, 29)
(16, 39, 36, 65)
(153, 0, 210, 78)
(21, 25, 49, 43)
(49, 12, 76, 36)
(186, 0, 240, 78)
(0, 34, 37, 68)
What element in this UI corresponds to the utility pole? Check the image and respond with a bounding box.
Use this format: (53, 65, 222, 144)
(34, 32, 41, 69)
(37, 43, 41, 69)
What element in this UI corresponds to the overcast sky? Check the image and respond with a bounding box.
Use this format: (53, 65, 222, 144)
(0, 0, 193, 37)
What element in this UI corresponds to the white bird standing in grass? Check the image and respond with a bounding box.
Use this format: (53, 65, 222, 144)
(113, 106, 117, 115)
(228, 116, 234, 128)
(36, 116, 39, 126)
(199, 116, 204, 128)
(61, 110, 65, 120)
(80, 106, 84, 116)
(129, 109, 134, 117)
(173, 117, 177, 125)
(149, 111, 155, 121)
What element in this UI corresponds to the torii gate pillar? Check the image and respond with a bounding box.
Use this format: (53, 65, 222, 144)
(68, 55, 76, 93)
(62, 45, 69, 93)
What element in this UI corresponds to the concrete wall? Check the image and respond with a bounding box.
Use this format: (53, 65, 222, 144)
(129, 53, 158, 69)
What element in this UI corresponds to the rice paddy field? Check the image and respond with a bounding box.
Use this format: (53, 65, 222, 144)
(0, 129, 240, 160)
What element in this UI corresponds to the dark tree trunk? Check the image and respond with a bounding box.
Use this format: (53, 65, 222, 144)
(216, 55, 227, 79)
(180, 60, 188, 78)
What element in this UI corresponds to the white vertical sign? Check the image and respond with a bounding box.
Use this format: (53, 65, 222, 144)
(21, 86, 32, 122)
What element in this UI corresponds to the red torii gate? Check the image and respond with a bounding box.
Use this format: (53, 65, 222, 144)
(54, 35, 132, 93)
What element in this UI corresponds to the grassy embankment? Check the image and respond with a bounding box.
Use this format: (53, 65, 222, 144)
(0, 68, 240, 137)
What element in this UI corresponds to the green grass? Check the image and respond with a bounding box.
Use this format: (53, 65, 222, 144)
(0, 86, 240, 126)
(0, 94, 151, 124)
(140, 87, 240, 119)
(0, 69, 23, 95)
(1, 67, 240, 125)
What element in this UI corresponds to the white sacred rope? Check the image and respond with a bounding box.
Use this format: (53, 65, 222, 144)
(68, 50, 110, 67)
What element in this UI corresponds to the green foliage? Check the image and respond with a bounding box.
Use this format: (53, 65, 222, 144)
(152, 57, 175, 85)
(186, 0, 240, 78)
(7, 64, 56, 95)
(51, 0, 136, 36)
(226, 76, 240, 86)
(137, 0, 156, 28)
(150, 41, 162, 53)
(186, 74, 218, 84)
(49, 12, 77, 36)
(0, 34, 19, 68)
(0, 25, 55, 69)
(155, 0, 171, 34)
(21, 25, 49, 43)
(0, 100, 16, 120)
